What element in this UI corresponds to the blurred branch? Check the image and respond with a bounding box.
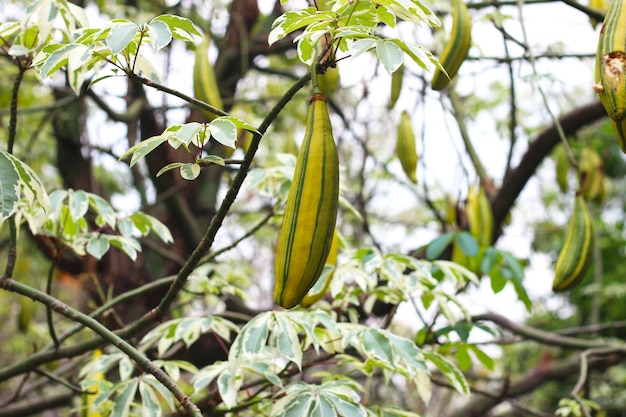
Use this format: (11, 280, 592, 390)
(448, 349, 625, 417)
(491, 100, 606, 240)
(473, 312, 623, 350)
(0, 391, 73, 417)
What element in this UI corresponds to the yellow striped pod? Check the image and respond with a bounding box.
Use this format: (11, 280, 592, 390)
(300, 230, 339, 308)
(552, 194, 595, 292)
(594, 0, 626, 152)
(431, 0, 472, 91)
(554, 143, 570, 193)
(467, 184, 493, 247)
(396, 111, 418, 183)
(274, 93, 340, 309)
(193, 37, 224, 122)
(81, 349, 104, 417)
(589, 0, 610, 29)
(578, 145, 604, 202)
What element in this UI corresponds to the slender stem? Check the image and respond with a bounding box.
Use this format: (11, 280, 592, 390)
(0, 277, 203, 417)
(7, 67, 25, 153)
(45, 262, 60, 348)
(590, 206, 602, 333)
(448, 89, 489, 186)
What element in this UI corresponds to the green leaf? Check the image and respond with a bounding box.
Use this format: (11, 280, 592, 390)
(107, 21, 139, 54)
(111, 379, 138, 417)
(0, 152, 20, 222)
(147, 19, 172, 51)
(87, 236, 110, 259)
(481, 247, 497, 275)
(129, 212, 173, 243)
(209, 118, 237, 149)
(376, 5, 397, 27)
(467, 344, 495, 371)
(376, 40, 403, 73)
(455, 232, 478, 257)
(426, 232, 455, 260)
(156, 162, 185, 178)
(119, 134, 169, 167)
(455, 344, 472, 371)
(423, 351, 469, 396)
(489, 270, 506, 293)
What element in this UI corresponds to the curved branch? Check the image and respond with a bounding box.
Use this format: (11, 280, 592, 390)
(491, 100, 606, 237)
(473, 312, 622, 350)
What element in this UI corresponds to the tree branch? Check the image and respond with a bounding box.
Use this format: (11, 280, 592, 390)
(473, 312, 621, 350)
(491, 100, 606, 237)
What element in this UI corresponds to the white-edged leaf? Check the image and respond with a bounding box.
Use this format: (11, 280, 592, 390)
(139, 380, 162, 417)
(193, 361, 229, 392)
(107, 21, 139, 54)
(180, 163, 201, 180)
(208, 118, 237, 149)
(68, 189, 89, 221)
(111, 379, 138, 417)
(350, 38, 377, 59)
(274, 315, 303, 369)
(151, 15, 202, 41)
(376, 40, 403, 73)
(142, 375, 176, 410)
(119, 356, 134, 381)
(217, 368, 242, 409)
(39, 43, 81, 79)
(1, 151, 50, 214)
(119, 135, 169, 167)
(86, 236, 110, 259)
(175, 122, 203, 147)
(0, 152, 20, 221)
(148, 19, 172, 51)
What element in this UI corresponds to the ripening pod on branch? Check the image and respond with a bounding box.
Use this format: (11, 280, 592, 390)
(273, 93, 340, 309)
(431, 0, 472, 90)
(578, 145, 606, 203)
(552, 194, 595, 292)
(594, 0, 626, 153)
(396, 111, 418, 183)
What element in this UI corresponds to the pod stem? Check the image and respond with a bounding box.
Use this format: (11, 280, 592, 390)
(311, 61, 321, 94)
